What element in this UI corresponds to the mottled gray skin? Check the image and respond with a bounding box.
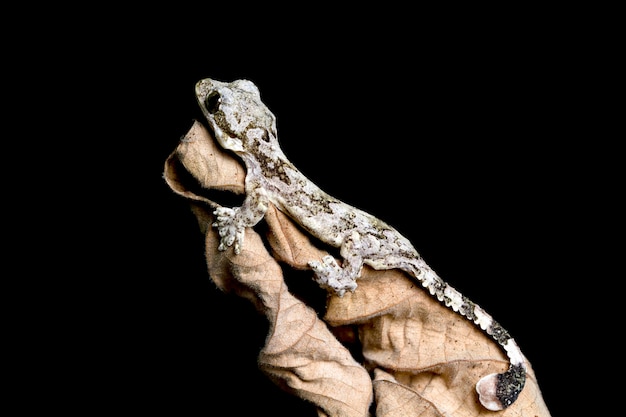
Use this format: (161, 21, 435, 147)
(194, 78, 526, 410)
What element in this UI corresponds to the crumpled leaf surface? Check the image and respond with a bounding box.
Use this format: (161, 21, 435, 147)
(163, 121, 551, 417)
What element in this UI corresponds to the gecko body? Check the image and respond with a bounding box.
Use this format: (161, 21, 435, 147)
(195, 78, 526, 411)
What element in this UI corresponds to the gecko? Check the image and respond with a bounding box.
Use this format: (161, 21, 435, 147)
(194, 78, 527, 411)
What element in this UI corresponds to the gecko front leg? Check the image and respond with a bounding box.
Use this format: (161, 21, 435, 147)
(213, 184, 269, 254)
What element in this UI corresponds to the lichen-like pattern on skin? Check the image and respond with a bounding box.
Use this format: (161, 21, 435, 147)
(194, 78, 527, 411)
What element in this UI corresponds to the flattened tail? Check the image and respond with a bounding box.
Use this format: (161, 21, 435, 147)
(415, 266, 527, 410)
(476, 362, 526, 411)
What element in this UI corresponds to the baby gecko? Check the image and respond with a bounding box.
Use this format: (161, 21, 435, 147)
(194, 78, 526, 411)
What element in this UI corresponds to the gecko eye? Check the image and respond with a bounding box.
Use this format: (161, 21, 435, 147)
(205, 91, 221, 114)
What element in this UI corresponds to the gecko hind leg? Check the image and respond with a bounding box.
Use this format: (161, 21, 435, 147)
(309, 231, 380, 297)
(309, 255, 358, 296)
(308, 231, 368, 296)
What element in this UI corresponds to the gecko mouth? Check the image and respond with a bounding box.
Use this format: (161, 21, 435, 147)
(192, 99, 226, 146)
(199, 113, 217, 138)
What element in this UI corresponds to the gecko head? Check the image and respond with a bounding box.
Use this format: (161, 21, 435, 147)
(195, 78, 278, 154)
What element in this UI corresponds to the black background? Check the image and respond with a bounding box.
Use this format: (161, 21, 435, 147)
(23, 8, 618, 416)
(127, 48, 564, 415)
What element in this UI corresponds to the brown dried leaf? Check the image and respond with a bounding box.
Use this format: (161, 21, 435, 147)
(163, 121, 551, 417)
(164, 121, 246, 198)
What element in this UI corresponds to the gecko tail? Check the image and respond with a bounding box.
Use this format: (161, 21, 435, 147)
(476, 363, 526, 410)
(471, 304, 527, 410)
(414, 266, 527, 410)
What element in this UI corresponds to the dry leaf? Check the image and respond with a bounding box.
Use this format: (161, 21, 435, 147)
(163, 120, 551, 417)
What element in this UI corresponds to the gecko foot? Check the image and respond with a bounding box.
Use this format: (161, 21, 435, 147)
(308, 255, 358, 297)
(212, 207, 245, 254)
